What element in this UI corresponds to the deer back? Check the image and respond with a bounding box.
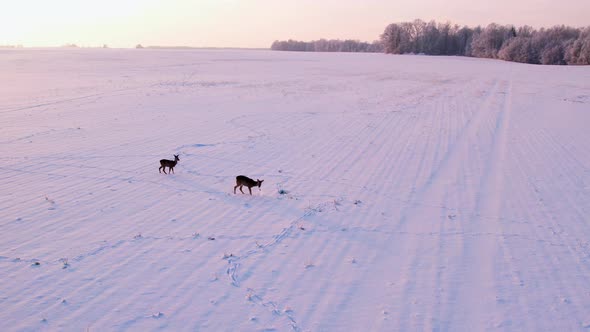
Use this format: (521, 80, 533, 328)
(236, 175, 256, 187)
(160, 155, 179, 166)
(160, 159, 176, 166)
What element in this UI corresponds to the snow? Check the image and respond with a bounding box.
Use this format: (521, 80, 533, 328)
(1, 48, 590, 331)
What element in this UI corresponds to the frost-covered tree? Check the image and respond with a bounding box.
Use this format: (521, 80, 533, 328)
(565, 27, 590, 65)
(380, 20, 467, 55)
(381, 23, 409, 54)
(470, 23, 515, 58)
(422, 21, 441, 54)
(456, 26, 476, 56)
(530, 26, 576, 64)
(498, 37, 538, 63)
(541, 42, 566, 64)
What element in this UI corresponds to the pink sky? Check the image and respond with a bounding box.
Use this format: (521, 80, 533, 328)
(1, 0, 588, 48)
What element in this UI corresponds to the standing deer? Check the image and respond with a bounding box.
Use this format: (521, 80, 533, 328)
(234, 175, 264, 195)
(159, 154, 180, 174)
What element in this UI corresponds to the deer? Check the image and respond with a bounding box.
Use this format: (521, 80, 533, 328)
(234, 175, 264, 195)
(159, 154, 180, 174)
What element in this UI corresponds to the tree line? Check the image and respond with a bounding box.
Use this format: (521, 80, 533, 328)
(381, 20, 589, 65)
(271, 39, 383, 53)
(271, 19, 590, 65)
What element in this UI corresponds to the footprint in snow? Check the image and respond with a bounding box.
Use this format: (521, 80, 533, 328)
(150, 312, 164, 318)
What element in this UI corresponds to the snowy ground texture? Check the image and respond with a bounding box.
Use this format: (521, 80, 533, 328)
(1, 49, 590, 331)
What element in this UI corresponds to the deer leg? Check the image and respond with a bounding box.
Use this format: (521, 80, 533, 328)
(170, 167, 174, 174)
(234, 185, 238, 194)
(248, 187, 252, 195)
(159, 166, 162, 173)
(239, 186, 245, 194)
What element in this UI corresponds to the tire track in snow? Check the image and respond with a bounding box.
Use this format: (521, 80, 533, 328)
(275, 80, 480, 329)
(448, 74, 513, 330)
(287, 94, 425, 328)
(381, 78, 500, 328)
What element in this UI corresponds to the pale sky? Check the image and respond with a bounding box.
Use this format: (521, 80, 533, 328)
(1, 0, 588, 48)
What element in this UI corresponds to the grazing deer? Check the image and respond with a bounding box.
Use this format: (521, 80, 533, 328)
(234, 175, 264, 195)
(159, 154, 180, 174)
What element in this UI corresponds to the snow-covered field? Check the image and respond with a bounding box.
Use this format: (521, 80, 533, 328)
(1, 48, 589, 331)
